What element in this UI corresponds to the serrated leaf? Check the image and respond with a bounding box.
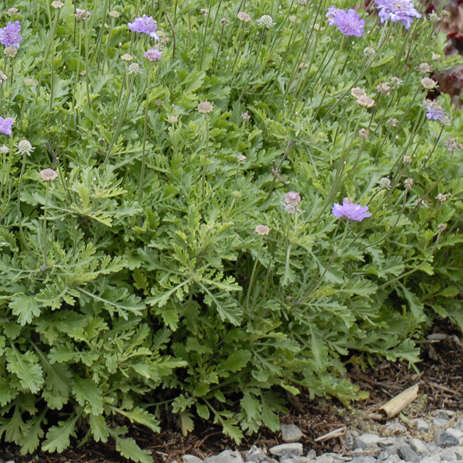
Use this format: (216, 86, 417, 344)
(6, 348, 44, 393)
(43, 416, 78, 453)
(221, 419, 243, 443)
(89, 414, 110, 443)
(179, 411, 194, 436)
(20, 412, 46, 454)
(3, 406, 25, 443)
(114, 407, 160, 433)
(115, 436, 153, 463)
(9, 294, 41, 325)
(73, 378, 103, 415)
(0, 376, 17, 406)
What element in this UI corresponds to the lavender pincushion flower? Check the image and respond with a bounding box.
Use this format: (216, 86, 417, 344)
(326, 7, 364, 37)
(425, 101, 450, 125)
(332, 198, 372, 222)
(144, 48, 162, 62)
(0, 20, 22, 48)
(0, 117, 14, 136)
(128, 15, 159, 40)
(374, 0, 421, 29)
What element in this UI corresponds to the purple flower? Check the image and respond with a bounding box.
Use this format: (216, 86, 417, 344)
(128, 15, 159, 40)
(144, 48, 162, 62)
(0, 20, 22, 48)
(326, 7, 364, 37)
(332, 198, 372, 222)
(374, 0, 421, 29)
(0, 117, 14, 136)
(425, 101, 450, 125)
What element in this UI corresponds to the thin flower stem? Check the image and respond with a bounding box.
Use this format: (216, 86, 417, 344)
(138, 67, 155, 202)
(245, 258, 259, 309)
(42, 183, 50, 267)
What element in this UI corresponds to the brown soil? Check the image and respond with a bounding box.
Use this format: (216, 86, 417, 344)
(2, 320, 462, 463)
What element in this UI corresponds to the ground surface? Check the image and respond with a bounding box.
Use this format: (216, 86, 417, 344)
(2, 320, 462, 463)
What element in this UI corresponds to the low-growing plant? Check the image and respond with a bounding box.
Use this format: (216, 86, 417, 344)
(0, 0, 462, 461)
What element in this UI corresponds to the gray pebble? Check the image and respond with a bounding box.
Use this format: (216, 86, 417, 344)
(446, 428, 463, 443)
(409, 437, 430, 456)
(183, 455, 204, 463)
(269, 443, 303, 458)
(281, 424, 304, 443)
(434, 417, 450, 427)
(415, 418, 431, 432)
(354, 433, 382, 449)
(420, 457, 441, 463)
(205, 450, 244, 463)
(350, 457, 377, 463)
(246, 446, 271, 463)
(436, 431, 460, 448)
(397, 443, 420, 463)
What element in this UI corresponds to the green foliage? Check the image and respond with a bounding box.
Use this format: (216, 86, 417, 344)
(0, 0, 462, 461)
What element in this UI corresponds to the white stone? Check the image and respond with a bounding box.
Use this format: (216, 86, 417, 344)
(410, 437, 431, 456)
(183, 455, 204, 463)
(205, 450, 244, 463)
(281, 423, 304, 442)
(269, 443, 303, 457)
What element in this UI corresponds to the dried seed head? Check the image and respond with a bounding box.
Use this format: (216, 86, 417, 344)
(167, 115, 178, 123)
(404, 178, 414, 190)
(356, 94, 375, 108)
(236, 153, 247, 163)
(4, 46, 18, 58)
(257, 15, 275, 28)
(127, 62, 140, 74)
(40, 168, 58, 182)
(437, 223, 447, 232)
(237, 11, 251, 22)
(75, 8, 91, 20)
(0, 71, 7, 84)
(8, 8, 18, 15)
(109, 10, 121, 18)
(418, 62, 431, 73)
(389, 77, 403, 87)
(241, 111, 251, 121)
(387, 118, 399, 127)
(376, 82, 391, 94)
(436, 192, 451, 202)
(255, 224, 270, 235)
(358, 128, 369, 139)
(351, 87, 366, 98)
(220, 18, 230, 26)
(197, 101, 214, 114)
(200, 8, 209, 16)
(0, 145, 10, 154)
(121, 53, 133, 61)
(403, 155, 412, 164)
(17, 139, 34, 156)
(421, 77, 437, 89)
(51, 1, 64, 8)
(378, 177, 391, 189)
(363, 46, 376, 58)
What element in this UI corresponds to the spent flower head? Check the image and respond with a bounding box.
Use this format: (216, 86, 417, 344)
(351, 87, 366, 98)
(7, 8, 18, 16)
(109, 10, 121, 18)
(0, 117, 14, 136)
(75, 8, 91, 21)
(257, 15, 275, 28)
(326, 7, 365, 36)
(418, 62, 431, 73)
(332, 198, 372, 221)
(255, 224, 270, 236)
(4, 46, 17, 58)
(421, 77, 437, 89)
(121, 53, 133, 61)
(363, 46, 376, 58)
(144, 48, 162, 62)
(283, 191, 302, 214)
(376, 82, 391, 94)
(374, 0, 421, 29)
(197, 101, 214, 114)
(436, 192, 451, 202)
(0, 21, 22, 48)
(404, 178, 414, 190)
(237, 11, 251, 22)
(356, 94, 375, 107)
(378, 177, 391, 189)
(128, 62, 140, 74)
(17, 139, 33, 155)
(40, 168, 58, 182)
(389, 77, 403, 87)
(0, 71, 7, 84)
(128, 15, 159, 40)
(51, 1, 64, 8)
(0, 144, 10, 154)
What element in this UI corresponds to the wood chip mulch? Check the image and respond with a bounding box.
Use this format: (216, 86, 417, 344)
(2, 320, 462, 463)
